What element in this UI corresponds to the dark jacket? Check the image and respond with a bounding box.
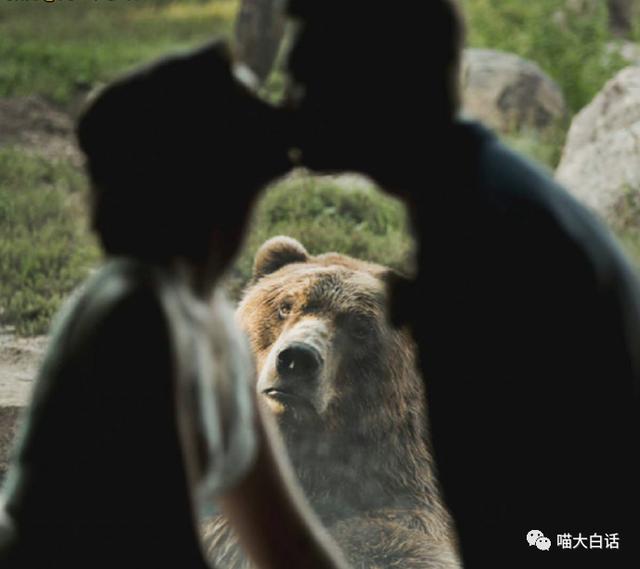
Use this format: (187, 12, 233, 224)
(394, 121, 639, 567)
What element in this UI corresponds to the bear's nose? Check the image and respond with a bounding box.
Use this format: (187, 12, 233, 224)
(277, 342, 322, 379)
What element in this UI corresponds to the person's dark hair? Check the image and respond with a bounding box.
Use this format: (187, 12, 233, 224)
(287, 0, 465, 119)
(77, 42, 288, 263)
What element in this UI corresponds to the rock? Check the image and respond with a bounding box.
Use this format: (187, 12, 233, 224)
(461, 49, 568, 134)
(615, 40, 640, 64)
(605, 40, 640, 66)
(556, 66, 640, 222)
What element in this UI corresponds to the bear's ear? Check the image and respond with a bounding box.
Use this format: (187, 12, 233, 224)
(253, 236, 309, 280)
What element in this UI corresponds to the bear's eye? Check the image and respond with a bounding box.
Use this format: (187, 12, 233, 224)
(278, 301, 292, 320)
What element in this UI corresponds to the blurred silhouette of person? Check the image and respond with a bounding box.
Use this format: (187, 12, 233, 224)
(285, 1, 640, 566)
(0, 42, 348, 569)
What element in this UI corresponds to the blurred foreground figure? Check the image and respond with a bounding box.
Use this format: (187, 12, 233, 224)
(286, 1, 640, 566)
(0, 42, 348, 569)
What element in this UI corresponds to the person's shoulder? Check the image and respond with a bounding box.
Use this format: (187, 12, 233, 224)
(458, 119, 638, 282)
(63, 258, 169, 349)
(456, 119, 567, 210)
(26, 259, 172, 411)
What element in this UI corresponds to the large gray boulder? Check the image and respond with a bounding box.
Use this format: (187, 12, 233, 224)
(556, 66, 640, 223)
(461, 49, 567, 134)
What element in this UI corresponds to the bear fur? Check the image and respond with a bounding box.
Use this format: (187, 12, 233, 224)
(202, 237, 460, 569)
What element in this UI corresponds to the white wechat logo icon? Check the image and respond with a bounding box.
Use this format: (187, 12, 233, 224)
(526, 530, 544, 546)
(536, 537, 551, 551)
(526, 530, 551, 551)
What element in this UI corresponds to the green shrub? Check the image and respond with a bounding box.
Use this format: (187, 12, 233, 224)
(225, 172, 414, 298)
(461, 0, 626, 113)
(0, 148, 99, 335)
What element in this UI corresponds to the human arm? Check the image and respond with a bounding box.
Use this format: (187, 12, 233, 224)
(217, 398, 350, 569)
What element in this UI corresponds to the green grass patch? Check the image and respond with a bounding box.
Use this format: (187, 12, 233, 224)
(0, 0, 238, 105)
(0, 157, 414, 333)
(0, 148, 99, 335)
(502, 123, 568, 170)
(225, 173, 414, 298)
(617, 230, 640, 268)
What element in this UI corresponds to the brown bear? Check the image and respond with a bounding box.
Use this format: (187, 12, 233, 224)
(203, 236, 460, 569)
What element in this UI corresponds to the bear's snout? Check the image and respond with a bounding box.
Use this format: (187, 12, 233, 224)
(256, 316, 332, 418)
(277, 342, 323, 380)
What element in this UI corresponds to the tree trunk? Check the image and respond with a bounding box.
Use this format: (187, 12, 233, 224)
(235, 0, 286, 83)
(608, 0, 636, 36)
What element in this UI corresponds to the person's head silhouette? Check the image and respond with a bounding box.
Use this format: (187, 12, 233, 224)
(77, 41, 291, 273)
(286, 0, 464, 187)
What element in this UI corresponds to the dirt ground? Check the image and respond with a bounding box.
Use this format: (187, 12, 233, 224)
(0, 95, 83, 166)
(0, 329, 48, 479)
(0, 329, 47, 405)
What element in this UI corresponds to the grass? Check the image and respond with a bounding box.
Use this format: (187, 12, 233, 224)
(1, 0, 639, 335)
(0, 148, 99, 335)
(0, 150, 414, 333)
(0, 0, 241, 334)
(610, 186, 640, 263)
(503, 124, 568, 171)
(0, 0, 239, 106)
(618, 231, 640, 267)
(225, 172, 414, 299)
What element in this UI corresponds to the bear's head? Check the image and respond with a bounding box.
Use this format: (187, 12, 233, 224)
(237, 237, 444, 520)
